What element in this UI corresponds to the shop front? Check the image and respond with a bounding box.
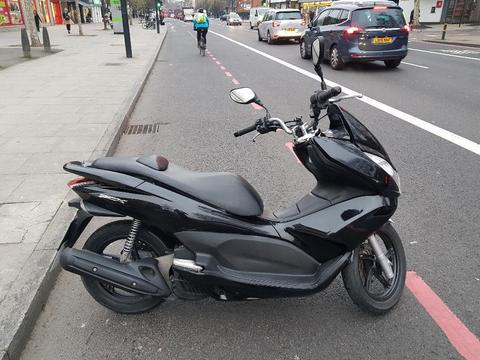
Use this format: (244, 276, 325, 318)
(0, 0, 60, 27)
(298, 0, 332, 19)
(0, 0, 24, 26)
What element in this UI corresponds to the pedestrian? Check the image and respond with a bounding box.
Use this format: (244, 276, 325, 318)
(34, 10, 42, 32)
(409, 9, 414, 26)
(63, 9, 72, 34)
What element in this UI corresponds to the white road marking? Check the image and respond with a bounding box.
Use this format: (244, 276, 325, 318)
(401, 61, 429, 69)
(409, 47, 480, 61)
(210, 30, 480, 156)
(438, 49, 480, 55)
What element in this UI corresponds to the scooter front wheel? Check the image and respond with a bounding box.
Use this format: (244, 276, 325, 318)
(81, 220, 170, 314)
(342, 223, 406, 314)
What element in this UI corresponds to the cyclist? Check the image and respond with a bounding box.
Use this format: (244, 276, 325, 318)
(193, 9, 209, 48)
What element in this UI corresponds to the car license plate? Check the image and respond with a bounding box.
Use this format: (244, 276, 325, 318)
(284, 28, 296, 32)
(373, 37, 393, 44)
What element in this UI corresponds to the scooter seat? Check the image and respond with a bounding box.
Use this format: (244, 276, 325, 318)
(91, 155, 264, 217)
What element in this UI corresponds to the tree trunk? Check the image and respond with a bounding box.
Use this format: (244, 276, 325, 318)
(18, 0, 41, 46)
(413, 0, 421, 27)
(75, 0, 84, 35)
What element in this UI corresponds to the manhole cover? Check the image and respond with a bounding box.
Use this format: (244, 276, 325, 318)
(124, 122, 169, 135)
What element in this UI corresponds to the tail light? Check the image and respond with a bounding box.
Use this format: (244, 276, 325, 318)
(343, 26, 363, 37)
(272, 21, 280, 27)
(68, 177, 95, 189)
(401, 24, 411, 33)
(373, 5, 388, 10)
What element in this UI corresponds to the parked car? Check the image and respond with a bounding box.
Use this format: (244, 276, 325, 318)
(299, 0, 409, 69)
(227, 13, 242, 26)
(249, 7, 270, 29)
(258, 9, 306, 44)
(220, 14, 228, 21)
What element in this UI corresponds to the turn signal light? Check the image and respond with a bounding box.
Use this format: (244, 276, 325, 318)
(373, 5, 388, 10)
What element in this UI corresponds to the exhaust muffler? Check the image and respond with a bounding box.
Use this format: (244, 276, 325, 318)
(60, 248, 171, 297)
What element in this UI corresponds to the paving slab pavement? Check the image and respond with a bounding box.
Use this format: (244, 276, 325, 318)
(413, 23, 480, 48)
(0, 22, 167, 360)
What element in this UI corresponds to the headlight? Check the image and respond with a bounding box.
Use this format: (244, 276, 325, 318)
(364, 152, 401, 192)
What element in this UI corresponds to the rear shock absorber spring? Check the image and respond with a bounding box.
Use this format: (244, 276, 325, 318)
(120, 219, 141, 262)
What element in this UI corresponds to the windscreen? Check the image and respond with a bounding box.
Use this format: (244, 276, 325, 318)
(258, 8, 268, 16)
(351, 7, 406, 28)
(275, 11, 302, 20)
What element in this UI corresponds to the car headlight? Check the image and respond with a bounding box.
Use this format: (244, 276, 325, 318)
(364, 152, 401, 192)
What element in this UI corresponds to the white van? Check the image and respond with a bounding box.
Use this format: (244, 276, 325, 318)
(249, 7, 270, 29)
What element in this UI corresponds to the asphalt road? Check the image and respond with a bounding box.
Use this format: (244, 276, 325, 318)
(21, 19, 479, 360)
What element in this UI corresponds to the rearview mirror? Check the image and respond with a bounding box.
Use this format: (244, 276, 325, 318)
(230, 88, 256, 104)
(312, 37, 325, 67)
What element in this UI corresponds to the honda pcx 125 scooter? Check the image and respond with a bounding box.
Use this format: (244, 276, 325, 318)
(58, 39, 406, 314)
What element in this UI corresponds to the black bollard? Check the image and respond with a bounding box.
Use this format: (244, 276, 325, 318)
(42, 27, 52, 52)
(441, 23, 447, 40)
(21, 28, 31, 58)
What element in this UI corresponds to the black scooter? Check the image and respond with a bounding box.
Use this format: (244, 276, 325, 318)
(58, 39, 406, 314)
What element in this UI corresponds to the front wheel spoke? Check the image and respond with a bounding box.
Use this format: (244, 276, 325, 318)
(374, 270, 391, 288)
(364, 266, 375, 291)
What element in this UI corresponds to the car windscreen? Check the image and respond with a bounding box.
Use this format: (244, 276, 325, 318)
(275, 11, 302, 20)
(230, 14, 240, 19)
(351, 7, 406, 28)
(258, 9, 268, 15)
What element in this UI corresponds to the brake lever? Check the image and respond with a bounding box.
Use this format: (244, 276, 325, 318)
(252, 133, 261, 142)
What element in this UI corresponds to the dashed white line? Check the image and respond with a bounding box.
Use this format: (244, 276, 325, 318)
(225, 72, 232, 77)
(401, 61, 429, 69)
(210, 30, 480, 156)
(409, 47, 480, 61)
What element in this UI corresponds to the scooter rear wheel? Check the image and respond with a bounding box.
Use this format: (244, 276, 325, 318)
(81, 220, 170, 314)
(342, 223, 406, 314)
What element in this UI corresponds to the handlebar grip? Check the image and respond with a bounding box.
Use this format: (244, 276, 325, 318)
(234, 123, 257, 137)
(311, 86, 342, 104)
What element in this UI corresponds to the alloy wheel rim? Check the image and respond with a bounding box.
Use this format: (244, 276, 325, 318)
(331, 48, 338, 66)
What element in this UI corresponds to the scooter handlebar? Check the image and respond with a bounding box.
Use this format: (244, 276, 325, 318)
(311, 86, 342, 105)
(234, 123, 257, 137)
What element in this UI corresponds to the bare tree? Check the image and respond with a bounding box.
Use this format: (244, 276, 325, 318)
(18, 0, 41, 46)
(75, 0, 85, 35)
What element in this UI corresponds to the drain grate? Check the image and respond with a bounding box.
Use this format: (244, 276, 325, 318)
(123, 122, 169, 135)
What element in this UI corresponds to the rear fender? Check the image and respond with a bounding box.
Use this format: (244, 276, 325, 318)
(58, 199, 123, 250)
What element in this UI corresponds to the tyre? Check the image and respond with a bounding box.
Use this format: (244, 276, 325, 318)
(385, 59, 402, 68)
(257, 29, 262, 41)
(267, 31, 274, 44)
(81, 220, 170, 314)
(330, 45, 345, 70)
(300, 40, 311, 59)
(342, 223, 406, 314)
(250, 22, 253, 29)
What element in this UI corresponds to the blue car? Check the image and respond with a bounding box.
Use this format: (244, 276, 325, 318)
(300, 0, 409, 70)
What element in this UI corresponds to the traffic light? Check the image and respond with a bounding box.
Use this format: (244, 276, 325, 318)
(156, 0, 162, 8)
